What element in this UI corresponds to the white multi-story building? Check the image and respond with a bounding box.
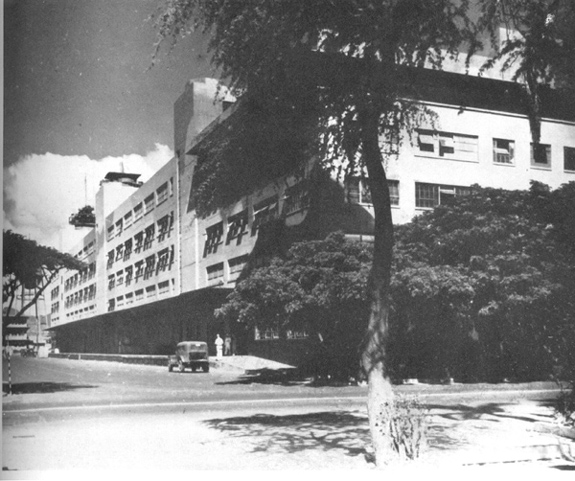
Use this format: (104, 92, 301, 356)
(48, 70, 575, 361)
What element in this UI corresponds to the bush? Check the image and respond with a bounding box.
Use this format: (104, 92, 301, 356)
(370, 395, 428, 463)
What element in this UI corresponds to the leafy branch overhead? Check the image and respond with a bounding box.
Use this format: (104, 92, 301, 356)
(3, 230, 85, 321)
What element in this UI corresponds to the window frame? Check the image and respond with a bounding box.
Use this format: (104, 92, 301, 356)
(564, 146, 575, 172)
(416, 129, 479, 162)
(530, 143, 552, 169)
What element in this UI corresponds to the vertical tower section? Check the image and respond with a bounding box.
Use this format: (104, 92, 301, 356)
(174, 78, 235, 293)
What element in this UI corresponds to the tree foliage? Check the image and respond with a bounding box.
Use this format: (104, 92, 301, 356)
(217, 231, 372, 379)
(3, 230, 84, 332)
(477, 0, 575, 157)
(219, 183, 575, 385)
(390, 183, 575, 382)
(152, 0, 572, 465)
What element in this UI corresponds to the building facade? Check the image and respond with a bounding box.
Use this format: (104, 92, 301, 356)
(48, 71, 575, 362)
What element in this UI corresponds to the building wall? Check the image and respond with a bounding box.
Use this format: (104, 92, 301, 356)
(102, 159, 179, 315)
(49, 73, 575, 361)
(348, 102, 575, 225)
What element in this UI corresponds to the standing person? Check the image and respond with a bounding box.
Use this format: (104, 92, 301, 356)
(224, 335, 231, 356)
(215, 334, 224, 359)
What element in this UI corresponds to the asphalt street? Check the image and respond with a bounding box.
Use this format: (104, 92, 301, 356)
(2, 356, 572, 473)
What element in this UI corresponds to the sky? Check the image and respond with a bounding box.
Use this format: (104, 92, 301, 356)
(3, 0, 214, 251)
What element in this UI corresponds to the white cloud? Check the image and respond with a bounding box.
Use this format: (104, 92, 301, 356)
(3, 144, 174, 252)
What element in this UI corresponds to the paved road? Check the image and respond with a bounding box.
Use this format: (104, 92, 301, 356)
(2, 356, 570, 472)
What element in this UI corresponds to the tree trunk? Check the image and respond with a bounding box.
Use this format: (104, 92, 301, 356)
(359, 108, 396, 467)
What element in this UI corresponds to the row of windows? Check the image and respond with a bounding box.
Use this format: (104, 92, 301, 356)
(64, 284, 97, 309)
(64, 263, 96, 292)
(254, 326, 308, 341)
(107, 213, 174, 269)
(108, 280, 173, 312)
(108, 246, 175, 290)
(206, 255, 249, 284)
(107, 179, 174, 241)
(74, 241, 95, 260)
(346, 179, 399, 205)
(64, 304, 96, 319)
(203, 190, 307, 257)
(417, 129, 575, 171)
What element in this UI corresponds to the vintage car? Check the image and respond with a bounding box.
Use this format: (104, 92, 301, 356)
(168, 341, 210, 373)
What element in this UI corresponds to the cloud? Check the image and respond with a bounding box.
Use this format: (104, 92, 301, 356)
(3, 144, 174, 252)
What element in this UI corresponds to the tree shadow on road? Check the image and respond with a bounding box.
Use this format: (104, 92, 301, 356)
(424, 401, 547, 423)
(2, 381, 97, 395)
(204, 410, 372, 460)
(216, 368, 358, 387)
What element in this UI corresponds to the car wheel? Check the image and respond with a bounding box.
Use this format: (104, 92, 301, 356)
(168, 364, 173, 372)
(191, 366, 197, 372)
(178, 362, 185, 373)
(202, 365, 209, 373)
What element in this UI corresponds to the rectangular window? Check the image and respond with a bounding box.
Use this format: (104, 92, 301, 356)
(346, 178, 371, 204)
(124, 211, 133, 229)
(144, 255, 156, 280)
(108, 274, 115, 290)
(123, 239, 132, 261)
(283, 181, 310, 216)
(125, 292, 134, 305)
(169, 177, 174, 196)
(134, 232, 144, 253)
(229, 255, 249, 277)
(203, 222, 223, 257)
(415, 182, 471, 209)
(116, 296, 125, 309)
(135, 289, 144, 301)
(254, 326, 280, 341)
(145, 285, 156, 298)
(156, 248, 170, 273)
(134, 203, 143, 222)
(388, 180, 399, 206)
(107, 225, 115, 241)
(417, 130, 478, 162)
(531, 143, 552, 168)
(346, 178, 398, 206)
(144, 194, 155, 214)
(125, 266, 133, 286)
(157, 213, 173, 242)
(107, 251, 114, 269)
(564, 147, 575, 171)
(158, 280, 170, 296)
(116, 270, 124, 286)
(135, 261, 144, 281)
(226, 210, 249, 245)
(115, 219, 123, 237)
(286, 330, 309, 340)
(108, 299, 115, 312)
(144, 225, 155, 250)
(207, 263, 224, 283)
(252, 196, 279, 235)
(156, 182, 168, 205)
(493, 138, 515, 164)
(115, 244, 124, 261)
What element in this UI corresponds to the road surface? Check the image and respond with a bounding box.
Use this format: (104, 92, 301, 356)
(2, 356, 568, 472)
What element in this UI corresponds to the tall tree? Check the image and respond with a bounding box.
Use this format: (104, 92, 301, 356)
(153, 0, 476, 465)
(3, 230, 84, 338)
(477, 0, 575, 160)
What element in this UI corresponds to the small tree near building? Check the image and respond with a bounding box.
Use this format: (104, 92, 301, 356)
(3, 230, 85, 343)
